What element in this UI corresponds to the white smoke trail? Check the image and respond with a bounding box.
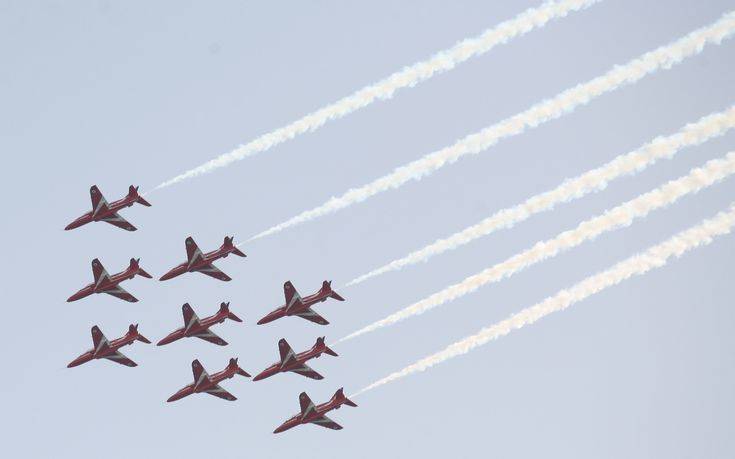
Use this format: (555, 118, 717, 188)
(354, 202, 735, 396)
(249, 11, 735, 241)
(339, 152, 735, 343)
(152, 0, 601, 191)
(346, 107, 735, 286)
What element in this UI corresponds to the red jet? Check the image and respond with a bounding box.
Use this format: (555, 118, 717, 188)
(67, 258, 152, 303)
(159, 236, 246, 282)
(257, 281, 345, 326)
(167, 358, 250, 402)
(157, 302, 243, 347)
(254, 337, 338, 381)
(68, 324, 151, 368)
(65, 185, 151, 232)
(273, 388, 357, 433)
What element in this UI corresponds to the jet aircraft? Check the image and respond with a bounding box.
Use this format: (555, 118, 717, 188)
(68, 324, 151, 368)
(167, 358, 250, 402)
(65, 185, 151, 232)
(257, 281, 345, 326)
(160, 236, 246, 282)
(254, 337, 337, 381)
(157, 302, 243, 347)
(67, 258, 152, 303)
(273, 388, 357, 433)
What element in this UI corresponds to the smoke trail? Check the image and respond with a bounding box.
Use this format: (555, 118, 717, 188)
(346, 107, 735, 286)
(250, 12, 735, 241)
(339, 152, 735, 343)
(153, 0, 600, 191)
(354, 203, 735, 396)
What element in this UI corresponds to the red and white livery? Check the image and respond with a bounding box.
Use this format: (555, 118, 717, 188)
(257, 281, 345, 326)
(67, 324, 151, 368)
(253, 337, 338, 381)
(67, 258, 152, 303)
(157, 302, 243, 347)
(159, 236, 246, 282)
(273, 388, 357, 433)
(167, 358, 251, 402)
(65, 185, 151, 232)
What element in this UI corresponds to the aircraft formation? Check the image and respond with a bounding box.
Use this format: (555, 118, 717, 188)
(65, 185, 355, 433)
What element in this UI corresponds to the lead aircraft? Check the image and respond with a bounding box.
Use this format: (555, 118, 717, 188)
(257, 281, 345, 326)
(254, 337, 338, 381)
(157, 302, 243, 347)
(167, 358, 250, 402)
(67, 258, 152, 303)
(160, 236, 246, 282)
(68, 324, 151, 368)
(65, 185, 151, 232)
(273, 388, 357, 433)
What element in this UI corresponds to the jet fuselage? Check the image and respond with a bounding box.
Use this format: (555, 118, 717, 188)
(65, 195, 138, 230)
(273, 398, 348, 433)
(257, 290, 331, 325)
(67, 266, 139, 302)
(160, 247, 234, 280)
(157, 311, 230, 345)
(167, 366, 238, 402)
(67, 327, 151, 368)
(253, 344, 329, 381)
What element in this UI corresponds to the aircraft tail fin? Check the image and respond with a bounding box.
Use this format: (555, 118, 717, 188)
(220, 302, 243, 322)
(223, 236, 246, 257)
(129, 324, 151, 344)
(332, 388, 357, 407)
(316, 336, 338, 357)
(128, 185, 152, 207)
(229, 357, 251, 378)
(322, 281, 345, 301)
(130, 258, 153, 278)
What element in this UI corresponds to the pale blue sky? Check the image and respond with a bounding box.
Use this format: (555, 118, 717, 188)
(2, 1, 734, 458)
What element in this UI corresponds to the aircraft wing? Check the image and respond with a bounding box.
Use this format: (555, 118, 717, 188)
(283, 281, 303, 313)
(195, 264, 232, 281)
(192, 328, 228, 346)
(310, 415, 343, 430)
(278, 339, 297, 367)
(90, 185, 110, 217)
(91, 326, 110, 354)
(204, 384, 237, 401)
(92, 259, 111, 288)
(294, 308, 329, 325)
(192, 359, 211, 389)
(182, 303, 200, 329)
(103, 350, 137, 367)
(100, 213, 136, 231)
(103, 285, 138, 302)
(299, 392, 317, 419)
(185, 237, 204, 267)
(290, 363, 324, 380)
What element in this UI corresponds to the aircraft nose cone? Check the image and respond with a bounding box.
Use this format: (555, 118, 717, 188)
(67, 353, 92, 368)
(167, 392, 185, 403)
(256, 314, 274, 325)
(157, 335, 176, 346)
(67, 292, 84, 302)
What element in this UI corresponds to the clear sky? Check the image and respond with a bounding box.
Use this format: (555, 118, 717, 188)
(2, 1, 734, 458)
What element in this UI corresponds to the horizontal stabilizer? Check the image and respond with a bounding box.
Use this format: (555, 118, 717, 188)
(128, 185, 152, 207)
